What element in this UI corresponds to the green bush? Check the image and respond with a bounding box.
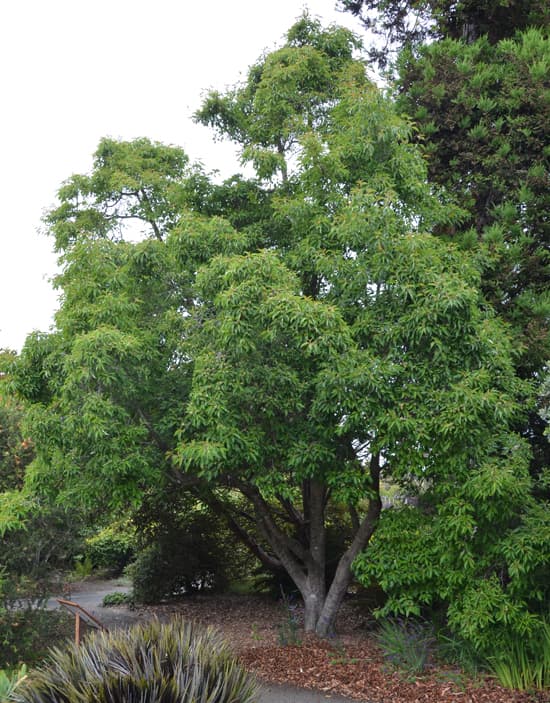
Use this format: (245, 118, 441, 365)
(84, 521, 135, 575)
(129, 494, 255, 604)
(0, 505, 85, 580)
(101, 591, 134, 607)
(0, 575, 73, 668)
(129, 540, 220, 604)
(354, 492, 550, 661)
(0, 608, 73, 669)
(13, 618, 258, 703)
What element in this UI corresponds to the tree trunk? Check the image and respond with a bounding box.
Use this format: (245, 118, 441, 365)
(302, 572, 325, 631)
(299, 479, 325, 630)
(315, 455, 382, 637)
(228, 460, 381, 637)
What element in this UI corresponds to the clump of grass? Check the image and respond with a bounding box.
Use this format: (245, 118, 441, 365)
(487, 622, 550, 691)
(374, 617, 434, 677)
(13, 618, 257, 703)
(436, 631, 485, 677)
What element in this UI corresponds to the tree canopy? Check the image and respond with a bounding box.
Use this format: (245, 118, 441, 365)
(341, 0, 550, 488)
(339, 0, 550, 65)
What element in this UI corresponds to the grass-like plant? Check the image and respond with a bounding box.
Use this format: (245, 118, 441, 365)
(374, 618, 434, 677)
(0, 665, 27, 701)
(277, 591, 302, 647)
(488, 621, 550, 691)
(435, 631, 484, 677)
(12, 618, 258, 703)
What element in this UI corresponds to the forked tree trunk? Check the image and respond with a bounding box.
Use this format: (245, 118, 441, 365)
(229, 459, 381, 637)
(303, 458, 382, 636)
(315, 491, 381, 636)
(297, 489, 381, 635)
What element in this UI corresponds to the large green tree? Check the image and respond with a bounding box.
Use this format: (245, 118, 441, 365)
(11, 16, 537, 637)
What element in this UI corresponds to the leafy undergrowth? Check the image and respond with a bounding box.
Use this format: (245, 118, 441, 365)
(133, 594, 549, 703)
(0, 610, 73, 668)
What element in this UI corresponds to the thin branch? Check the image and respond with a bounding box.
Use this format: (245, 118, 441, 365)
(276, 494, 305, 528)
(136, 408, 169, 453)
(139, 188, 163, 241)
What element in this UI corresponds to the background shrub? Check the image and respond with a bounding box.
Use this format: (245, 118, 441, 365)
(101, 591, 134, 607)
(129, 533, 221, 604)
(129, 492, 256, 603)
(0, 605, 72, 669)
(0, 504, 85, 581)
(0, 568, 73, 669)
(84, 521, 135, 575)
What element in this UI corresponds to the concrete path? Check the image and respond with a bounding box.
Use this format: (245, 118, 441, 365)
(258, 682, 363, 702)
(48, 581, 365, 703)
(48, 579, 140, 629)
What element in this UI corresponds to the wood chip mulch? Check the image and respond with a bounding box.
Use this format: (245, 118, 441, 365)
(135, 594, 549, 703)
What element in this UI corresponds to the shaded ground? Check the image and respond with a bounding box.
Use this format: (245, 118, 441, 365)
(50, 582, 548, 703)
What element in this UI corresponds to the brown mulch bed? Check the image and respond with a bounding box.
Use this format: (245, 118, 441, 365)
(135, 594, 548, 703)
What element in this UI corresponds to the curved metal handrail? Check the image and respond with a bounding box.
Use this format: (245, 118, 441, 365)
(56, 598, 108, 645)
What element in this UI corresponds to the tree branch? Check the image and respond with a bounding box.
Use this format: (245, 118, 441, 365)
(136, 407, 169, 453)
(277, 494, 305, 528)
(205, 490, 283, 572)
(139, 188, 163, 241)
(231, 478, 309, 591)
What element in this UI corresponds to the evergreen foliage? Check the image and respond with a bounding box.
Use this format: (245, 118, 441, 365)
(339, 0, 549, 64)
(396, 30, 550, 380)
(12, 619, 257, 703)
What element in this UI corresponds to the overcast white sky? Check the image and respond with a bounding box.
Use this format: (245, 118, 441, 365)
(1, 0, 362, 352)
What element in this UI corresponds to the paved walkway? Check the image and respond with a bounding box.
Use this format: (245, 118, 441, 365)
(49, 581, 364, 703)
(259, 682, 362, 702)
